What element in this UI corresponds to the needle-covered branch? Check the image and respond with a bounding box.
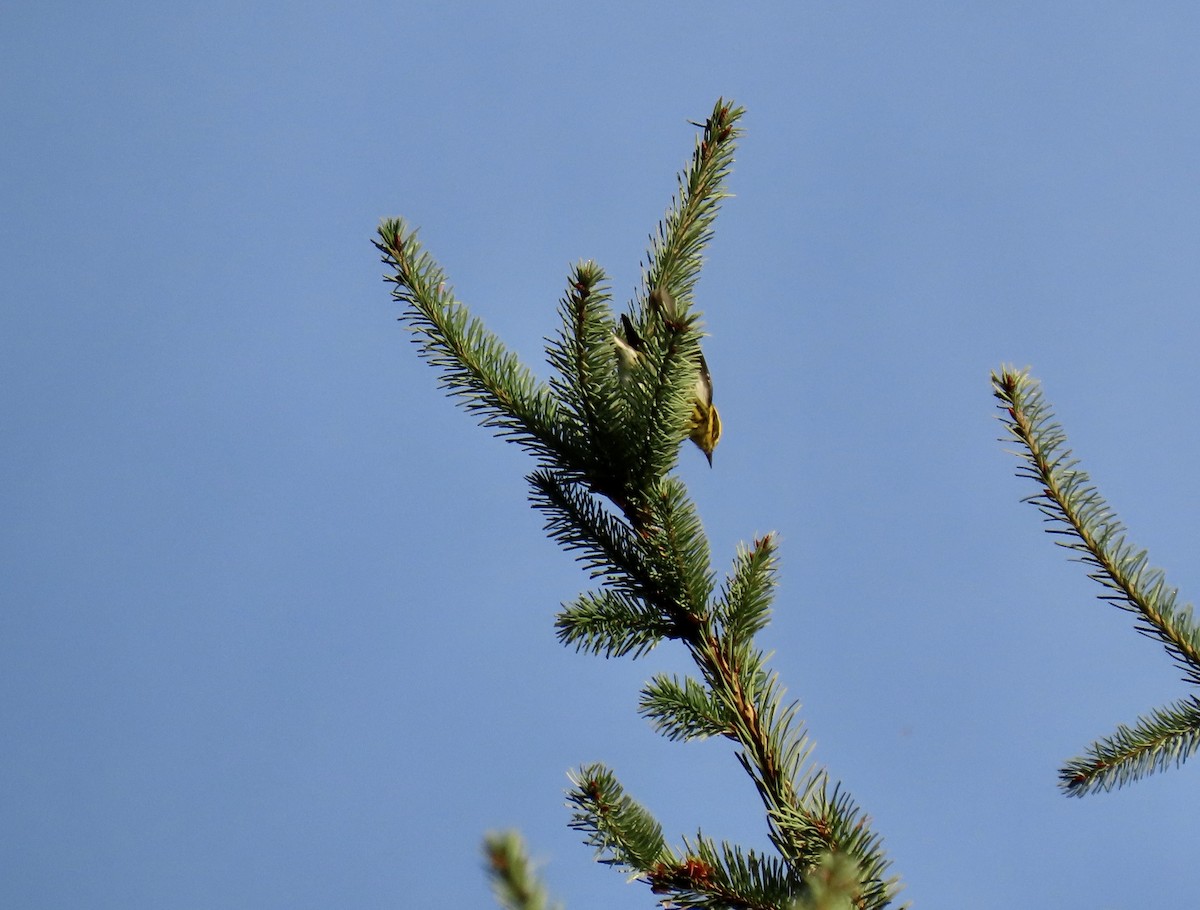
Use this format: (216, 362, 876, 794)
(565, 767, 867, 910)
(566, 764, 669, 873)
(702, 639, 890, 899)
(544, 263, 630, 488)
(642, 99, 742, 320)
(566, 766, 797, 910)
(994, 366, 1200, 794)
(374, 222, 577, 467)
(715, 535, 779, 647)
(992, 367, 1200, 676)
(651, 832, 801, 910)
(483, 831, 563, 910)
(639, 672, 732, 741)
(1059, 695, 1200, 796)
(378, 99, 901, 909)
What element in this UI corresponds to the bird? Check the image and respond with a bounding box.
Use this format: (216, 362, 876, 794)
(688, 349, 721, 466)
(613, 289, 721, 465)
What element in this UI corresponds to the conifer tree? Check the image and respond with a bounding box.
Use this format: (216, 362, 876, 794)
(376, 100, 903, 909)
(994, 367, 1200, 796)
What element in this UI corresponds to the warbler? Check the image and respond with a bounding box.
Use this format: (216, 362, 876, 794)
(688, 349, 721, 466)
(612, 291, 721, 466)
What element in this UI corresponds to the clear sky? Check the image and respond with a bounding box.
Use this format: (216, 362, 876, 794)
(5, 3, 1200, 908)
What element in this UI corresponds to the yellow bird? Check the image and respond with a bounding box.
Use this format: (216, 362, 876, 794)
(688, 350, 721, 466)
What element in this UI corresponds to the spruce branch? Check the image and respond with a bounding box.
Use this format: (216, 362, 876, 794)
(528, 469, 648, 593)
(374, 221, 580, 467)
(993, 366, 1200, 793)
(639, 673, 731, 741)
(566, 764, 669, 873)
(556, 588, 676, 659)
(642, 98, 743, 318)
(1058, 695, 1200, 796)
(528, 470, 696, 642)
(644, 477, 717, 623)
(793, 852, 869, 910)
(602, 523, 900, 906)
(545, 262, 626, 483)
(483, 831, 563, 910)
(616, 98, 744, 482)
(626, 317, 708, 484)
(715, 534, 780, 646)
(649, 832, 801, 910)
(566, 769, 816, 910)
(769, 785, 893, 909)
(377, 99, 902, 909)
(663, 587, 897, 905)
(992, 367, 1200, 675)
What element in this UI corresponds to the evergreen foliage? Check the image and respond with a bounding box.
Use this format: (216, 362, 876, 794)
(484, 831, 563, 910)
(993, 366, 1200, 795)
(377, 100, 900, 909)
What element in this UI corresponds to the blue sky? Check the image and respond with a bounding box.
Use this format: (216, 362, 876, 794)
(5, 3, 1200, 908)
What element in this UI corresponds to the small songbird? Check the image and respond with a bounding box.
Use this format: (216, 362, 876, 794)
(688, 350, 721, 466)
(613, 290, 721, 465)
